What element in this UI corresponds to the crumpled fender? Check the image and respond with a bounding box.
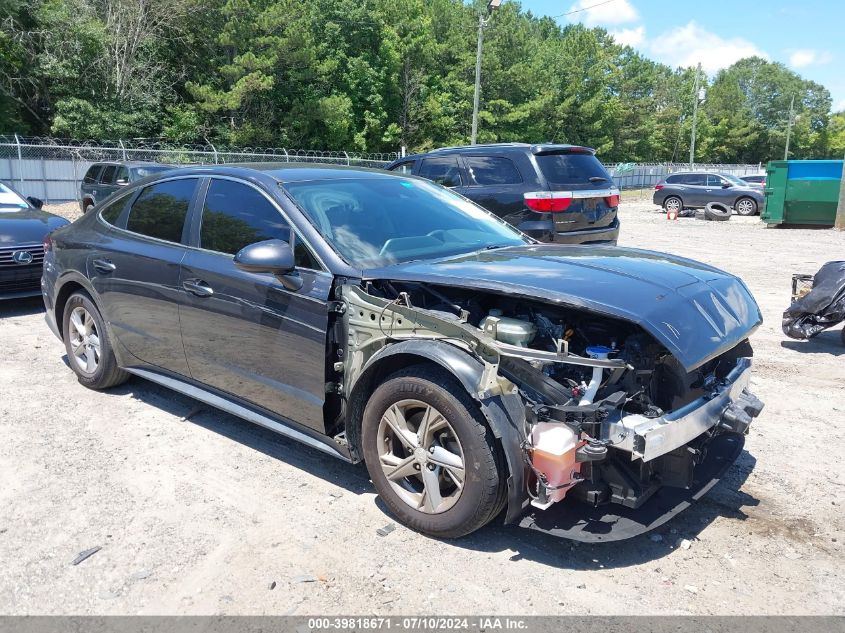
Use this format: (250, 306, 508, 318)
(351, 339, 528, 524)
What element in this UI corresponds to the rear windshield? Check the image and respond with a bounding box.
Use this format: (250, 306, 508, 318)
(535, 153, 611, 186)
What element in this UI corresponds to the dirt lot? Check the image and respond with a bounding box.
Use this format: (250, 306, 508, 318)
(1, 199, 843, 615)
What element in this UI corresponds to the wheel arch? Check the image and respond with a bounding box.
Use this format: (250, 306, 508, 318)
(734, 195, 758, 211)
(345, 340, 528, 524)
(52, 275, 123, 364)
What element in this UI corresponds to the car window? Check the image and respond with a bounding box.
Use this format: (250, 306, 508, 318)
(100, 165, 117, 184)
(465, 156, 522, 185)
(132, 165, 174, 180)
(200, 179, 320, 269)
(115, 166, 129, 186)
(664, 174, 682, 184)
(388, 160, 415, 175)
(684, 174, 706, 186)
(418, 157, 463, 187)
(99, 195, 127, 224)
(706, 174, 724, 187)
(534, 153, 610, 185)
(126, 178, 198, 243)
(83, 166, 102, 184)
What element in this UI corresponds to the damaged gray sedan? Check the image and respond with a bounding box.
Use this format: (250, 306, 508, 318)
(42, 165, 764, 541)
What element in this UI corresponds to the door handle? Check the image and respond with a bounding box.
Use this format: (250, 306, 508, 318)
(92, 258, 116, 273)
(182, 278, 214, 297)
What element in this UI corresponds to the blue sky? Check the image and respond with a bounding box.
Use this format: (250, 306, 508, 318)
(519, 0, 845, 112)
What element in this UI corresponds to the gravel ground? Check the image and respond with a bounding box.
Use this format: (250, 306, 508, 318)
(1, 200, 843, 615)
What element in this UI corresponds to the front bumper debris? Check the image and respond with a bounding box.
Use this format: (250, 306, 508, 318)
(605, 357, 760, 462)
(517, 432, 745, 542)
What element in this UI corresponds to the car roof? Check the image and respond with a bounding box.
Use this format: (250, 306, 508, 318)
(398, 142, 596, 161)
(137, 162, 399, 184)
(90, 161, 173, 168)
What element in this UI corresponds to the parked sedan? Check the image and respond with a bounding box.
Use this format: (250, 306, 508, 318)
(653, 172, 765, 216)
(0, 182, 69, 299)
(740, 174, 766, 188)
(42, 164, 764, 541)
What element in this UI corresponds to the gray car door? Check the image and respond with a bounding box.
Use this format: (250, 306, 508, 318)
(177, 177, 331, 432)
(705, 174, 730, 204)
(683, 173, 708, 206)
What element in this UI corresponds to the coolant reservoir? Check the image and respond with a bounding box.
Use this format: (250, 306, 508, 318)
(530, 423, 582, 506)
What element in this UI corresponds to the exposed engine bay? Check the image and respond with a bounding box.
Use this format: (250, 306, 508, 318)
(335, 279, 763, 536)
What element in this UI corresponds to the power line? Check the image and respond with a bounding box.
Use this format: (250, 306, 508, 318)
(550, 0, 619, 20)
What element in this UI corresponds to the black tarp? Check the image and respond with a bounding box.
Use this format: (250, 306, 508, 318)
(783, 261, 845, 339)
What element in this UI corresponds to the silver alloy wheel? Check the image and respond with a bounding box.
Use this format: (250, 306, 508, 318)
(376, 399, 465, 514)
(736, 198, 755, 215)
(664, 197, 681, 212)
(68, 306, 101, 374)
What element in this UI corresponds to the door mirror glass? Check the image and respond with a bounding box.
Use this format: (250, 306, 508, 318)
(722, 181, 732, 188)
(234, 239, 302, 291)
(26, 196, 44, 209)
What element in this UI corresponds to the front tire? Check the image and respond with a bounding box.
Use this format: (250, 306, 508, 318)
(735, 197, 758, 216)
(662, 196, 683, 213)
(361, 366, 505, 538)
(62, 292, 129, 389)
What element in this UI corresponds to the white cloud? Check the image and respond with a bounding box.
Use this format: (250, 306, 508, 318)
(834, 99, 845, 113)
(647, 21, 768, 74)
(788, 49, 833, 68)
(610, 25, 645, 47)
(568, 0, 638, 26)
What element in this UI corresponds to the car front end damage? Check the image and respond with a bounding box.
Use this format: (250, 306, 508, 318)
(337, 274, 763, 542)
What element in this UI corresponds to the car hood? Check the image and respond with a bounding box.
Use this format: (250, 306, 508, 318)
(0, 208, 69, 246)
(363, 244, 762, 372)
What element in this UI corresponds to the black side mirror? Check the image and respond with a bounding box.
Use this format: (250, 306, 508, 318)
(721, 182, 732, 188)
(26, 196, 44, 209)
(234, 239, 302, 291)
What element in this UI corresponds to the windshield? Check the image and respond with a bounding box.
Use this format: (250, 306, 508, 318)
(132, 165, 174, 179)
(0, 183, 29, 211)
(723, 174, 746, 186)
(283, 177, 527, 268)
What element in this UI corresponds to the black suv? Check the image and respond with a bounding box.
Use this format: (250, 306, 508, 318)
(386, 143, 619, 244)
(80, 161, 175, 213)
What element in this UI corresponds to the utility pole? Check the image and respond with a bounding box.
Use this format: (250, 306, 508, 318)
(835, 153, 845, 231)
(689, 64, 703, 169)
(471, 0, 501, 145)
(784, 94, 796, 160)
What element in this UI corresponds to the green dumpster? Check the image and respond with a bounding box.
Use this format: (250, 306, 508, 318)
(761, 159, 842, 226)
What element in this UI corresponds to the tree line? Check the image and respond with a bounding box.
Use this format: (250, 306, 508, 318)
(2, 0, 844, 162)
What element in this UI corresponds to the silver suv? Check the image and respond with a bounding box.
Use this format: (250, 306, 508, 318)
(653, 172, 765, 216)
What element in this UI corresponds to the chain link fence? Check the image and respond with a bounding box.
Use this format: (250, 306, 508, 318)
(0, 135, 399, 202)
(0, 134, 765, 203)
(607, 162, 763, 190)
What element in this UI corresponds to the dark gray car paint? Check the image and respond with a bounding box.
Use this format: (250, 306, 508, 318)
(43, 163, 762, 528)
(364, 244, 762, 372)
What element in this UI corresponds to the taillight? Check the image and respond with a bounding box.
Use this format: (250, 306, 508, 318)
(42, 233, 53, 253)
(654, 184, 664, 190)
(524, 191, 573, 212)
(605, 194, 620, 207)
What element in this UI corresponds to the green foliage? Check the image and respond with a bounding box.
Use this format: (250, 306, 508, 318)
(1, 0, 842, 162)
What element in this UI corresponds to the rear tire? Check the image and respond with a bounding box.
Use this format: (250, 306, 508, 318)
(62, 292, 129, 389)
(361, 366, 505, 538)
(735, 197, 757, 216)
(662, 196, 683, 213)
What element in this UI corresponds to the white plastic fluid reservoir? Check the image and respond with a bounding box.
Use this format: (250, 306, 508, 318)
(531, 423, 581, 504)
